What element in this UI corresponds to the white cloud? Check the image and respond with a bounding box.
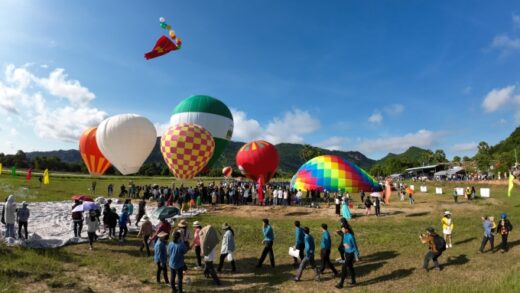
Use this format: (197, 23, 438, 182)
(0, 64, 107, 143)
(513, 13, 520, 30)
(451, 142, 478, 152)
(37, 68, 96, 105)
(9, 128, 17, 136)
(354, 129, 441, 154)
(383, 104, 404, 116)
(231, 109, 263, 142)
(462, 86, 472, 95)
(265, 109, 320, 144)
(491, 35, 520, 51)
(230, 108, 320, 144)
(317, 136, 349, 151)
(368, 111, 383, 124)
(482, 85, 516, 112)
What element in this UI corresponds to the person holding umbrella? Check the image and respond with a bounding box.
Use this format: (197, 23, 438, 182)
(150, 217, 172, 243)
(71, 200, 83, 238)
(85, 210, 99, 250)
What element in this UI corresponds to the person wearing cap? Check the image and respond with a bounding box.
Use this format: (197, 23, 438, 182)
(137, 215, 153, 256)
(154, 231, 170, 286)
(176, 219, 192, 249)
(293, 221, 305, 267)
(497, 213, 513, 253)
(295, 227, 320, 282)
(118, 206, 130, 242)
(85, 210, 99, 250)
(442, 211, 454, 249)
(191, 221, 203, 268)
(256, 218, 275, 268)
(16, 201, 30, 240)
(479, 216, 494, 253)
(420, 227, 443, 272)
(320, 224, 338, 276)
(335, 225, 357, 288)
(218, 223, 236, 273)
(151, 217, 172, 243)
(168, 231, 188, 292)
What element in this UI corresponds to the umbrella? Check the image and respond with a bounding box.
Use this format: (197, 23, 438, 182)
(370, 192, 382, 198)
(72, 201, 99, 213)
(71, 195, 93, 202)
(152, 206, 180, 219)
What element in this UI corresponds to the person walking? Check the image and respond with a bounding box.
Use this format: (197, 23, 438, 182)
(497, 213, 513, 253)
(85, 210, 99, 250)
(256, 218, 275, 268)
(3, 195, 17, 238)
(364, 196, 372, 216)
(154, 232, 170, 285)
(16, 201, 30, 240)
(295, 227, 321, 282)
(218, 223, 236, 273)
(176, 219, 192, 249)
(118, 206, 130, 242)
(335, 225, 358, 288)
(452, 188, 459, 203)
(334, 195, 341, 216)
(71, 200, 83, 238)
(135, 197, 146, 227)
(137, 215, 153, 256)
(191, 221, 203, 269)
(319, 224, 338, 276)
(168, 231, 187, 292)
(341, 199, 352, 220)
(293, 221, 305, 267)
(203, 241, 221, 285)
(106, 207, 119, 239)
(479, 216, 494, 253)
(420, 227, 445, 271)
(441, 211, 454, 248)
(374, 197, 381, 217)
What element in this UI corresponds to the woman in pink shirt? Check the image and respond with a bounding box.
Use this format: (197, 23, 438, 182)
(191, 221, 203, 269)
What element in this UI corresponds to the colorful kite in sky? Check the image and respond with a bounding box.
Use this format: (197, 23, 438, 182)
(145, 17, 182, 60)
(291, 155, 381, 193)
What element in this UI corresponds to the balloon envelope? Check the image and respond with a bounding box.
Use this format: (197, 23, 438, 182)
(236, 140, 279, 183)
(170, 95, 233, 169)
(291, 155, 381, 193)
(160, 123, 215, 179)
(222, 166, 232, 177)
(96, 114, 156, 175)
(79, 127, 111, 176)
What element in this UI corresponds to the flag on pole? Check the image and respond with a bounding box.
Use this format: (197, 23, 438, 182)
(0, 163, 2, 175)
(26, 168, 32, 181)
(43, 169, 50, 185)
(11, 166, 16, 176)
(508, 173, 514, 197)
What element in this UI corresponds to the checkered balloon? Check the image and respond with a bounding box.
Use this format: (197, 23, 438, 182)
(161, 123, 215, 179)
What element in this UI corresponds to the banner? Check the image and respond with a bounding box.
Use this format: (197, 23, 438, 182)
(480, 188, 491, 198)
(435, 187, 443, 195)
(508, 173, 514, 197)
(420, 186, 427, 192)
(43, 169, 50, 185)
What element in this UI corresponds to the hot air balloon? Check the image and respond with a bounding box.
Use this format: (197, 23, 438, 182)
(79, 128, 111, 176)
(96, 114, 156, 175)
(170, 95, 233, 169)
(291, 155, 381, 193)
(161, 123, 215, 179)
(222, 166, 232, 177)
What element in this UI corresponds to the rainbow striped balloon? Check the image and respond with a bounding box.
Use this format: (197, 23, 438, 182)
(291, 155, 381, 193)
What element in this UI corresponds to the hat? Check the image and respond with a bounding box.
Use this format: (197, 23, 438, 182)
(222, 223, 230, 230)
(111, 207, 116, 212)
(193, 221, 201, 227)
(22, 201, 27, 206)
(178, 219, 187, 227)
(501, 213, 507, 219)
(444, 211, 451, 215)
(142, 215, 149, 220)
(157, 232, 168, 239)
(426, 227, 435, 233)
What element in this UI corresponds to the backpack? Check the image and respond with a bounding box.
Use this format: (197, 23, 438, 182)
(433, 235, 446, 252)
(72, 211, 82, 220)
(1, 205, 5, 225)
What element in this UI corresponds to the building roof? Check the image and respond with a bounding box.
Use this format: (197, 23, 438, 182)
(434, 166, 465, 177)
(405, 164, 440, 172)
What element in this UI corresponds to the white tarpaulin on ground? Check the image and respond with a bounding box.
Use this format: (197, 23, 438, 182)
(0, 201, 206, 248)
(435, 187, 443, 195)
(455, 188, 464, 196)
(480, 188, 491, 198)
(420, 186, 427, 192)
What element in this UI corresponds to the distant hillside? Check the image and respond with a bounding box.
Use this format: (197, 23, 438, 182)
(26, 139, 376, 174)
(490, 126, 520, 155)
(377, 146, 433, 165)
(370, 147, 435, 176)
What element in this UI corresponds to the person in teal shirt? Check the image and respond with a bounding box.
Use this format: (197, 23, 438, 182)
(295, 227, 321, 281)
(320, 224, 338, 275)
(336, 225, 357, 288)
(293, 221, 305, 266)
(168, 231, 187, 293)
(256, 218, 275, 268)
(154, 232, 169, 285)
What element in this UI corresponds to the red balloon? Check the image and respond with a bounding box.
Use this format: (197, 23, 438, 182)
(222, 166, 233, 177)
(79, 128, 111, 176)
(235, 140, 279, 183)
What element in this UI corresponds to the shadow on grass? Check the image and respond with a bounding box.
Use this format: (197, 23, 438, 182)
(383, 211, 405, 216)
(453, 237, 476, 245)
(284, 211, 312, 217)
(443, 254, 470, 268)
(508, 239, 520, 249)
(406, 212, 430, 217)
(356, 267, 415, 286)
(361, 250, 399, 262)
(355, 261, 387, 277)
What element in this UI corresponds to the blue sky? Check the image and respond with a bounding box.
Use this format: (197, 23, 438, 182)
(1, 0, 520, 160)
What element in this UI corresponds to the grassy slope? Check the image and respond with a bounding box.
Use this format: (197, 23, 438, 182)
(1, 176, 519, 292)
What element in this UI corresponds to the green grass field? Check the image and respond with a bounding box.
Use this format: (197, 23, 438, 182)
(1, 175, 519, 292)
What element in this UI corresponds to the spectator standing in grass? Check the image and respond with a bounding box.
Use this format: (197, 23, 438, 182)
(218, 223, 236, 273)
(191, 221, 203, 268)
(137, 215, 153, 256)
(497, 213, 513, 253)
(154, 232, 170, 286)
(16, 201, 30, 240)
(441, 211, 454, 249)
